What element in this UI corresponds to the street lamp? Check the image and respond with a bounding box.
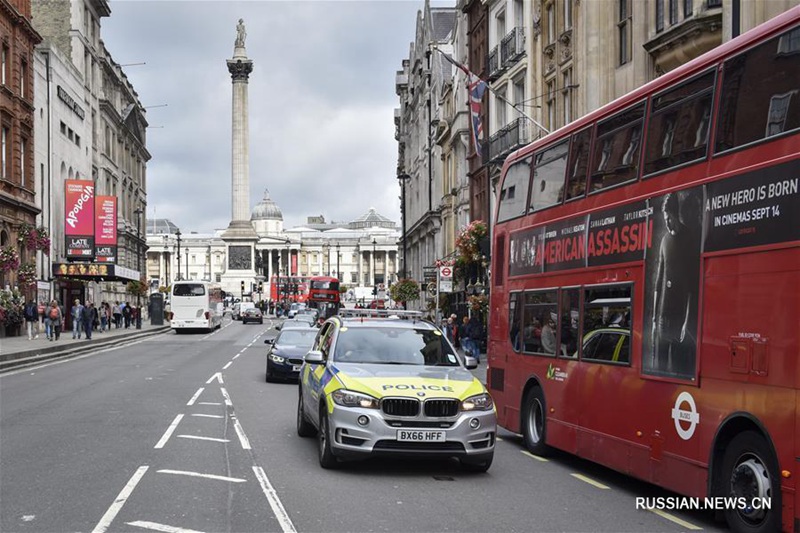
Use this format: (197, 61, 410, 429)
(336, 243, 341, 282)
(175, 229, 182, 281)
(372, 238, 377, 300)
(133, 207, 144, 328)
(397, 173, 410, 280)
(162, 235, 170, 287)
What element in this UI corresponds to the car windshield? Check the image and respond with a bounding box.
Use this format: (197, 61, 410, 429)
(277, 330, 316, 347)
(333, 326, 460, 366)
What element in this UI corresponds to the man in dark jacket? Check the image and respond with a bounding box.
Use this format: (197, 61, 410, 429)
(24, 299, 38, 340)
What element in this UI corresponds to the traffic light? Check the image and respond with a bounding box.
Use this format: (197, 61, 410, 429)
(258, 281, 263, 293)
(372, 286, 377, 296)
(240, 280, 245, 293)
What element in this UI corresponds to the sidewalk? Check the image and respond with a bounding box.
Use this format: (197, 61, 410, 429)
(0, 321, 172, 373)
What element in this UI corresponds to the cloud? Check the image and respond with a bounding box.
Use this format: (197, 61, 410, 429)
(101, 1, 440, 233)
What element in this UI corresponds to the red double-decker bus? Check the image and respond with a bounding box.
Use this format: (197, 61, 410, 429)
(269, 275, 308, 304)
(306, 276, 341, 320)
(489, 9, 799, 533)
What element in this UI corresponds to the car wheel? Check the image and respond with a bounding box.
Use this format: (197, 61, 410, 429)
(720, 431, 780, 533)
(522, 387, 550, 456)
(460, 453, 493, 473)
(296, 391, 316, 437)
(266, 364, 275, 383)
(318, 408, 338, 468)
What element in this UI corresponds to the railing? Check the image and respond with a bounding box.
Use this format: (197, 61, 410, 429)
(500, 27, 526, 68)
(488, 117, 531, 163)
(487, 46, 502, 81)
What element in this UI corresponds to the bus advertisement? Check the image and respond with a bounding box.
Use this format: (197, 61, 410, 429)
(170, 281, 223, 333)
(489, 9, 799, 533)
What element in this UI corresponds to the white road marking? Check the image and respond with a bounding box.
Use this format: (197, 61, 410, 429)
(191, 414, 223, 419)
(220, 387, 233, 407)
(127, 521, 205, 533)
(186, 388, 204, 406)
(648, 509, 703, 530)
(253, 466, 297, 533)
(91, 465, 149, 533)
(571, 473, 610, 489)
(521, 450, 549, 462)
(156, 469, 246, 483)
(206, 372, 223, 384)
(231, 414, 251, 450)
(198, 402, 221, 406)
(21, 515, 35, 522)
(177, 435, 231, 443)
(232, 354, 240, 360)
(222, 361, 232, 370)
(154, 414, 184, 449)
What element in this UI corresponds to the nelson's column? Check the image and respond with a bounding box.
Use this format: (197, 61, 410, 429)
(221, 19, 259, 297)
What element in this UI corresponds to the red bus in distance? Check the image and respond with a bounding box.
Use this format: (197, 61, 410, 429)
(489, 8, 799, 533)
(306, 276, 341, 321)
(269, 275, 308, 304)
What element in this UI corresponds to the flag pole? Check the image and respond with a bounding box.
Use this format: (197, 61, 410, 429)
(430, 46, 550, 137)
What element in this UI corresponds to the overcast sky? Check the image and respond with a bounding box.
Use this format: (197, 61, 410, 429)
(102, 0, 449, 234)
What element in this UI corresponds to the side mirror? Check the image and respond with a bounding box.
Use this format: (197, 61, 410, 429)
(264, 338, 274, 344)
(304, 350, 325, 365)
(464, 355, 478, 370)
(275, 325, 282, 331)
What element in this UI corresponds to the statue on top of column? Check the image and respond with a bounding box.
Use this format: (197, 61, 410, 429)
(235, 18, 247, 48)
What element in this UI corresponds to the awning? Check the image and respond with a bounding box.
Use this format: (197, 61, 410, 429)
(52, 263, 141, 282)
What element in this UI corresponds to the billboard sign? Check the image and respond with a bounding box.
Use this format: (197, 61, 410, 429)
(64, 180, 95, 259)
(94, 196, 117, 263)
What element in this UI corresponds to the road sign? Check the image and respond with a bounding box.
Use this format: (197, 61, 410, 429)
(439, 266, 453, 279)
(424, 267, 437, 282)
(439, 280, 453, 293)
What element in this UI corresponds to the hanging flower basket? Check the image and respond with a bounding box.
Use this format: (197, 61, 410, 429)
(18, 224, 51, 254)
(468, 294, 489, 314)
(389, 278, 420, 303)
(0, 246, 20, 273)
(17, 262, 37, 288)
(455, 220, 488, 263)
(0, 288, 24, 330)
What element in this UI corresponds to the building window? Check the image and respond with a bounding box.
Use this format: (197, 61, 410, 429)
(564, 0, 573, 30)
(546, 2, 555, 44)
(669, 0, 679, 26)
(496, 8, 506, 45)
(20, 137, 25, 187)
(513, 75, 525, 120)
(75, 134, 81, 147)
(656, 0, 664, 32)
(1, 45, 6, 85)
(684, 0, 693, 18)
(496, 84, 508, 128)
(618, 0, 632, 65)
(1, 126, 7, 179)
(562, 69, 573, 124)
(546, 79, 556, 131)
(20, 60, 27, 98)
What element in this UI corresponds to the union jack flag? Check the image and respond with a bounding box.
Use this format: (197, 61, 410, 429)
(439, 51, 488, 155)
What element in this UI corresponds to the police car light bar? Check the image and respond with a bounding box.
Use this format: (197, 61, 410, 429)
(338, 308, 423, 320)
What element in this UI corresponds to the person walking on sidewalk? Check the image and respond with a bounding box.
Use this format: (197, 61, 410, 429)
(71, 299, 84, 339)
(122, 302, 131, 329)
(112, 301, 121, 328)
(49, 300, 63, 341)
(24, 299, 38, 340)
(82, 301, 95, 340)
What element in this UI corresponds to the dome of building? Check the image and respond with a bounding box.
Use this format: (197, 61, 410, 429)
(349, 207, 395, 230)
(251, 189, 283, 221)
(145, 218, 181, 235)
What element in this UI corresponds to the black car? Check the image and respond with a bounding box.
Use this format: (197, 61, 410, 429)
(264, 326, 317, 382)
(241, 307, 263, 324)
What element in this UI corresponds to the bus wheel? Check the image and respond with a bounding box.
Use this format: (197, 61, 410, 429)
(522, 387, 549, 456)
(720, 431, 780, 533)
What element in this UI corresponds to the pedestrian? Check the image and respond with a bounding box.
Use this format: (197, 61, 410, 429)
(113, 301, 122, 328)
(461, 316, 474, 358)
(468, 315, 485, 363)
(82, 301, 95, 340)
(99, 302, 108, 332)
(43, 300, 53, 340)
(49, 300, 63, 341)
(71, 299, 84, 339)
(24, 299, 38, 340)
(122, 302, 131, 328)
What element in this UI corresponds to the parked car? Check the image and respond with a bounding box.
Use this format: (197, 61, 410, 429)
(297, 309, 496, 471)
(264, 326, 317, 382)
(232, 302, 255, 321)
(241, 307, 263, 324)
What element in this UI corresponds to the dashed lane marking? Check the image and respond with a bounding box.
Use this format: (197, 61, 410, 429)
(191, 414, 223, 419)
(186, 388, 204, 406)
(177, 435, 230, 443)
(521, 450, 549, 462)
(648, 509, 703, 530)
(222, 361, 232, 370)
(91, 465, 149, 533)
(253, 466, 297, 533)
(154, 415, 184, 449)
(571, 473, 610, 489)
(156, 469, 246, 483)
(198, 402, 221, 406)
(127, 520, 204, 533)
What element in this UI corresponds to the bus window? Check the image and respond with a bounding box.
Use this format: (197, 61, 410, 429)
(559, 288, 580, 358)
(582, 285, 632, 364)
(589, 102, 645, 193)
(716, 25, 800, 153)
(529, 140, 569, 212)
(565, 128, 592, 201)
(509, 292, 522, 352)
(497, 156, 532, 223)
(644, 71, 715, 176)
(522, 290, 558, 356)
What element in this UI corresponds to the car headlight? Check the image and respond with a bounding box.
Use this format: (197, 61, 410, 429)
(269, 353, 285, 363)
(461, 393, 494, 411)
(331, 389, 380, 409)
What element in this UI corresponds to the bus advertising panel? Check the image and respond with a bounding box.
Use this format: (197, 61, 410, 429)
(64, 180, 95, 259)
(94, 196, 117, 263)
